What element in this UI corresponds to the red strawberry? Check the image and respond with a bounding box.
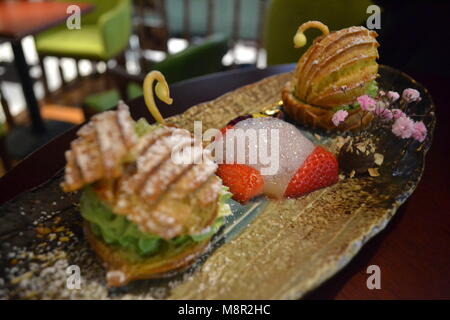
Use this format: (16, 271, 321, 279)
(284, 146, 339, 198)
(216, 164, 264, 203)
(220, 124, 234, 136)
(214, 124, 234, 142)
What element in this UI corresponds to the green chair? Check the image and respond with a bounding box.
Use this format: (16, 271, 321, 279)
(152, 33, 229, 83)
(83, 89, 121, 118)
(264, 0, 374, 66)
(36, 0, 131, 60)
(35, 0, 132, 93)
(83, 33, 230, 118)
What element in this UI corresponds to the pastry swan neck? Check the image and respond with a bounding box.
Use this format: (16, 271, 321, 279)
(293, 21, 330, 48)
(143, 71, 173, 124)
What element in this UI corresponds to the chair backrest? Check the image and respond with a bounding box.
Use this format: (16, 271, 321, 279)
(163, 0, 268, 41)
(153, 33, 229, 83)
(99, 0, 132, 58)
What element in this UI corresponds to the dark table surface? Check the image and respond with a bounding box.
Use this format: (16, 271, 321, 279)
(0, 1, 94, 40)
(0, 64, 449, 299)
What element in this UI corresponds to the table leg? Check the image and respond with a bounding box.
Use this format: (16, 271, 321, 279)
(11, 39, 45, 133)
(5, 40, 74, 160)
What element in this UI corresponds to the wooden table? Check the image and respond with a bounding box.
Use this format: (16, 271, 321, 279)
(0, 64, 449, 299)
(0, 1, 94, 157)
(0, 1, 93, 39)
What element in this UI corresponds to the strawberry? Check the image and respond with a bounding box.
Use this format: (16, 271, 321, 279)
(214, 124, 234, 142)
(216, 164, 264, 203)
(284, 146, 339, 198)
(220, 124, 234, 136)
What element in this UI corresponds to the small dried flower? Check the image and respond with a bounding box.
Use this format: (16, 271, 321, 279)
(374, 102, 393, 120)
(402, 88, 421, 103)
(379, 108, 393, 121)
(412, 121, 427, 142)
(392, 116, 415, 139)
(392, 109, 405, 119)
(387, 91, 400, 102)
(332, 109, 348, 126)
(357, 95, 376, 112)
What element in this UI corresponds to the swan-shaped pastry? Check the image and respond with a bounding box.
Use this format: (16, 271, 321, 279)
(61, 71, 226, 287)
(282, 21, 380, 131)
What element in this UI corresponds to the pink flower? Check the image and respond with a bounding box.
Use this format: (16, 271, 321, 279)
(402, 88, 421, 103)
(376, 107, 393, 120)
(412, 121, 427, 142)
(387, 91, 400, 102)
(372, 101, 392, 120)
(357, 95, 376, 112)
(392, 116, 415, 139)
(332, 110, 349, 126)
(392, 109, 405, 119)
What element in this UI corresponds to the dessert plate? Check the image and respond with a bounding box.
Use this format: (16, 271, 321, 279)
(0, 65, 435, 299)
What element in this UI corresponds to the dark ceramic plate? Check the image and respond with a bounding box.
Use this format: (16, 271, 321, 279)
(0, 66, 435, 299)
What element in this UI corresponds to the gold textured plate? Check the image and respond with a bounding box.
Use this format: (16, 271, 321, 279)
(0, 66, 435, 299)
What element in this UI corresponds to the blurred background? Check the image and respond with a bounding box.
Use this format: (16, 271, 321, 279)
(0, 0, 448, 176)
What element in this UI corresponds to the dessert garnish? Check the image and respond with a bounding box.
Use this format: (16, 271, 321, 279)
(337, 134, 383, 177)
(61, 71, 231, 287)
(282, 21, 379, 131)
(142, 71, 173, 124)
(333, 87, 427, 177)
(214, 116, 339, 203)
